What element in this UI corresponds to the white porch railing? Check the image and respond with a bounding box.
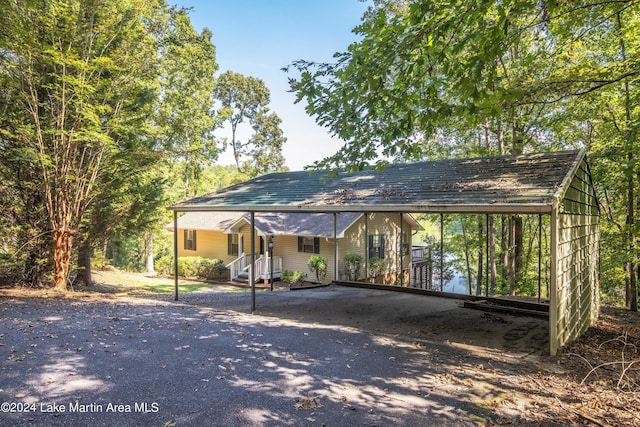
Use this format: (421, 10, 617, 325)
(226, 253, 248, 281)
(226, 253, 283, 282)
(254, 254, 283, 280)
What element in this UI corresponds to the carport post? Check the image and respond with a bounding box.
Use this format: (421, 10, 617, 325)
(400, 213, 404, 286)
(538, 214, 542, 303)
(440, 213, 444, 291)
(334, 213, 338, 281)
(549, 207, 558, 355)
(250, 212, 256, 312)
(173, 210, 179, 301)
(485, 214, 490, 297)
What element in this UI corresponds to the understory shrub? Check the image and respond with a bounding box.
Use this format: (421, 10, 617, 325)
(368, 257, 385, 278)
(155, 255, 227, 280)
(344, 253, 363, 281)
(307, 255, 328, 282)
(282, 270, 307, 286)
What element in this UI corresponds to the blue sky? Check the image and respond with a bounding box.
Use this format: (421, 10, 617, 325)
(172, 0, 371, 170)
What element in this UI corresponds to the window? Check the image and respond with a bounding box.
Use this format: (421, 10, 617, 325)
(368, 234, 385, 259)
(298, 236, 320, 254)
(401, 231, 410, 256)
(184, 229, 197, 251)
(228, 234, 239, 256)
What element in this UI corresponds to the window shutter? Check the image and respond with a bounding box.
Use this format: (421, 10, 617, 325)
(314, 237, 320, 254)
(193, 230, 196, 250)
(184, 230, 188, 250)
(228, 234, 232, 255)
(368, 235, 374, 259)
(298, 236, 303, 252)
(380, 235, 385, 259)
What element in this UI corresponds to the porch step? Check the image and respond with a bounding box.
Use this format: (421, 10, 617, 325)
(233, 273, 249, 284)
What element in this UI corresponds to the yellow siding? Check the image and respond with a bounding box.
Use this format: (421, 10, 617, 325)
(238, 223, 264, 257)
(272, 235, 336, 283)
(177, 229, 234, 263)
(339, 213, 412, 283)
(176, 213, 415, 283)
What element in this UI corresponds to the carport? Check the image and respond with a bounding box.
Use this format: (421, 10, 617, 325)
(168, 149, 600, 355)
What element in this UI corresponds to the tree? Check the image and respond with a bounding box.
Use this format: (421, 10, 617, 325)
(288, 0, 640, 310)
(155, 7, 222, 199)
(242, 109, 287, 177)
(215, 70, 287, 176)
(0, 0, 168, 290)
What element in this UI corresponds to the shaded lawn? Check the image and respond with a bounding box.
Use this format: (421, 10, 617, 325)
(89, 270, 247, 296)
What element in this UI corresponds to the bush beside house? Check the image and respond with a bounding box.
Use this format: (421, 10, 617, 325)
(344, 253, 363, 281)
(156, 256, 228, 281)
(281, 270, 307, 287)
(307, 255, 328, 283)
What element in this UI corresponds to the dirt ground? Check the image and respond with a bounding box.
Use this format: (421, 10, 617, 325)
(0, 281, 638, 426)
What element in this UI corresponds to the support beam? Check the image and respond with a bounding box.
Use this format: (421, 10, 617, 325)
(440, 213, 444, 291)
(173, 211, 179, 301)
(485, 214, 490, 297)
(334, 213, 338, 282)
(365, 213, 369, 280)
(400, 213, 404, 286)
(549, 208, 558, 355)
(250, 212, 256, 312)
(538, 214, 542, 303)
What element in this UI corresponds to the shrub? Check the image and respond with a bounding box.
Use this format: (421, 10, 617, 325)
(155, 255, 174, 275)
(307, 255, 328, 282)
(368, 257, 385, 278)
(156, 256, 227, 280)
(344, 253, 363, 281)
(282, 270, 307, 286)
(207, 259, 228, 281)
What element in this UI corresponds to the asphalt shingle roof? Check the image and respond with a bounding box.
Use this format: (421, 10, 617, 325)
(169, 150, 584, 214)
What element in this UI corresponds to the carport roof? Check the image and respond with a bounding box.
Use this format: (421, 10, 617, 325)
(169, 150, 585, 214)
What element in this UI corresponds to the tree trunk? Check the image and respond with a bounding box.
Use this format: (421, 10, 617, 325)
(617, 12, 637, 313)
(145, 230, 155, 274)
(626, 154, 636, 311)
(476, 217, 484, 296)
(77, 233, 92, 286)
(509, 217, 516, 296)
(53, 229, 73, 291)
(631, 263, 638, 312)
(488, 215, 497, 294)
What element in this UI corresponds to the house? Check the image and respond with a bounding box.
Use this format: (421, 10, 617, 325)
(170, 211, 422, 284)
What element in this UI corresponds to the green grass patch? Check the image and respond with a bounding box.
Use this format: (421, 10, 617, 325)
(93, 270, 232, 295)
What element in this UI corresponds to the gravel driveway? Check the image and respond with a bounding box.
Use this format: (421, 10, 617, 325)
(0, 285, 549, 426)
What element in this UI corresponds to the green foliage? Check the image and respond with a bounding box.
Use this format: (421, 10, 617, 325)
(156, 7, 222, 199)
(0, 0, 175, 287)
(368, 257, 385, 278)
(155, 256, 227, 280)
(155, 255, 174, 276)
(287, 0, 640, 308)
(344, 253, 363, 281)
(215, 70, 287, 177)
(307, 255, 328, 282)
(281, 270, 307, 286)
